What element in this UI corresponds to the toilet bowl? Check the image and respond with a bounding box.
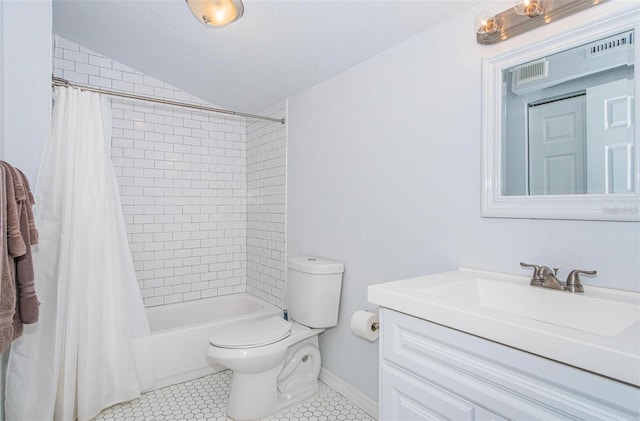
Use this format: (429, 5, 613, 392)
(206, 256, 344, 421)
(207, 316, 324, 420)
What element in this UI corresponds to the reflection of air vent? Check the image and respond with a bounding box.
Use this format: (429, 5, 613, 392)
(586, 30, 634, 56)
(514, 60, 548, 85)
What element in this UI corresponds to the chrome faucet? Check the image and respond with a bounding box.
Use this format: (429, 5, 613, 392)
(520, 262, 596, 293)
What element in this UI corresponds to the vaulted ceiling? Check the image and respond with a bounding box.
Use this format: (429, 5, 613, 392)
(53, 0, 475, 113)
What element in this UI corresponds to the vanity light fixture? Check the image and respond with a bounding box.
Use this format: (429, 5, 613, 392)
(476, 0, 608, 45)
(185, 0, 244, 28)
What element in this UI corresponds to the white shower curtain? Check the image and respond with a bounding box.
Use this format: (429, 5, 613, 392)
(4, 87, 150, 421)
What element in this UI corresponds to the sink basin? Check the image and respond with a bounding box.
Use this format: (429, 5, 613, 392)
(368, 267, 640, 386)
(420, 278, 640, 336)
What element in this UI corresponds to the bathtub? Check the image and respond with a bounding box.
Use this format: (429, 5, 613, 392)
(131, 293, 282, 392)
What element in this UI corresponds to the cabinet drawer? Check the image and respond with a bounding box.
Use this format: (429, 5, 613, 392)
(381, 309, 640, 419)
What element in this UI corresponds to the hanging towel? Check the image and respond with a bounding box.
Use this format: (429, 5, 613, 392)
(0, 164, 16, 352)
(16, 167, 39, 245)
(0, 162, 27, 257)
(10, 166, 40, 334)
(0, 162, 40, 351)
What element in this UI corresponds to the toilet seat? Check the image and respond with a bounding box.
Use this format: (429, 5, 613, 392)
(210, 316, 291, 349)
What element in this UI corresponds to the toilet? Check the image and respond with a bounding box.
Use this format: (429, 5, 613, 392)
(206, 256, 344, 421)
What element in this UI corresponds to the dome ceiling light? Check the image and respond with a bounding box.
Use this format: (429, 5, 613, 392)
(185, 0, 245, 28)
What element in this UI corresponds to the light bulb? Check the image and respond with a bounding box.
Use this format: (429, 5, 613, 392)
(213, 8, 228, 24)
(513, 0, 543, 17)
(475, 13, 499, 35)
(186, 0, 244, 28)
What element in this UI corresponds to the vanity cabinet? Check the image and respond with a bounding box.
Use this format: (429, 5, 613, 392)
(379, 308, 640, 420)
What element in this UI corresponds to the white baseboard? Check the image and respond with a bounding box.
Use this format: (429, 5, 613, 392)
(319, 368, 378, 420)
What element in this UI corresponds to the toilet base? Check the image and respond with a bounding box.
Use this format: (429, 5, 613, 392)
(223, 330, 323, 420)
(226, 368, 321, 421)
(227, 364, 284, 421)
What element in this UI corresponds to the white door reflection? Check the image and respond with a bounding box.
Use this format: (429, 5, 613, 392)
(528, 94, 586, 195)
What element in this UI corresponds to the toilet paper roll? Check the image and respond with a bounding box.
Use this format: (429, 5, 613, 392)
(350, 310, 379, 342)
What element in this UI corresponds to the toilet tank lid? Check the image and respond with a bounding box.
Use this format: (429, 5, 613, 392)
(288, 256, 344, 274)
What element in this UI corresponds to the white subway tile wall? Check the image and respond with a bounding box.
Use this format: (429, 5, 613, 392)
(53, 35, 286, 307)
(246, 102, 287, 309)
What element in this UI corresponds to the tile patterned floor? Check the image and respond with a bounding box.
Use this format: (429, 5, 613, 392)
(93, 371, 375, 421)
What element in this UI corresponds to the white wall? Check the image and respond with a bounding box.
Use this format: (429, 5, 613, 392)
(0, 0, 51, 185)
(287, 0, 640, 402)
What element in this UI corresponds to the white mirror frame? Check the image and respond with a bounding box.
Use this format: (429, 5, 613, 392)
(481, 9, 640, 222)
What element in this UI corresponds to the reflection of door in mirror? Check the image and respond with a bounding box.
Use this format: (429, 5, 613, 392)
(528, 95, 586, 195)
(586, 79, 635, 194)
(502, 29, 635, 197)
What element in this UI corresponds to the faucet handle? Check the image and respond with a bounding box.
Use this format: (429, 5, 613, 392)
(520, 262, 543, 285)
(520, 262, 540, 270)
(564, 269, 597, 293)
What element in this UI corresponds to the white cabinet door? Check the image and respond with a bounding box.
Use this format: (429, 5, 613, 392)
(380, 364, 507, 421)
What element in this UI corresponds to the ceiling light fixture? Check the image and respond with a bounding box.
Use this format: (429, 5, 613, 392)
(476, 0, 608, 45)
(185, 0, 244, 28)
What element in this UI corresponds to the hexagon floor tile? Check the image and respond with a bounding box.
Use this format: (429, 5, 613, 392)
(92, 371, 375, 421)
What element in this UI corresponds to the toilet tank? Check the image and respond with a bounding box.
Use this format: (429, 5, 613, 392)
(288, 257, 344, 328)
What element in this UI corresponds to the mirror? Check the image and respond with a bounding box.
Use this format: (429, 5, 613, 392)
(482, 10, 640, 221)
(504, 31, 634, 196)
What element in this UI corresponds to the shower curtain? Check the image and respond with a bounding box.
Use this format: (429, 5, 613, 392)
(4, 87, 150, 421)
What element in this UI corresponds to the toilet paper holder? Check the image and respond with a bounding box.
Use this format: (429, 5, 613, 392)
(350, 310, 381, 342)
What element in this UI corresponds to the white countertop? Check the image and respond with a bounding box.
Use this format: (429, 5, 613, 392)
(368, 267, 640, 387)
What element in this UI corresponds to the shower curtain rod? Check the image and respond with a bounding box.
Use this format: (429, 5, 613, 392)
(51, 76, 285, 125)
